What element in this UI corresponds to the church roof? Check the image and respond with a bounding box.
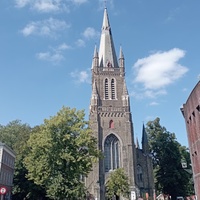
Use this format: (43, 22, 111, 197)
(98, 8, 118, 68)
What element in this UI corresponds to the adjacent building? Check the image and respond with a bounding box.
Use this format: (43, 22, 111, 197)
(85, 8, 154, 200)
(0, 142, 16, 200)
(181, 81, 200, 198)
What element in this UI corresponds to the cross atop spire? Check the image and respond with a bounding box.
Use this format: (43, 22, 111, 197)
(98, 8, 118, 68)
(104, 0, 107, 9)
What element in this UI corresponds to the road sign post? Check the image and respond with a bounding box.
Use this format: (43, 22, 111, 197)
(0, 187, 7, 200)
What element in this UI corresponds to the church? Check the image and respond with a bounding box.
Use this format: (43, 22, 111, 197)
(85, 8, 154, 200)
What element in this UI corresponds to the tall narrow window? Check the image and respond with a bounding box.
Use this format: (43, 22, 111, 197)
(137, 165, 143, 182)
(104, 134, 120, 172)
(111, 79, 115, 99)
(105, 78, 109, 99)
(109, 120, 114, 128)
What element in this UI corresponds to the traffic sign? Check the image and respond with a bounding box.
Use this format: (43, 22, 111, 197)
(0, 187, 7, 195)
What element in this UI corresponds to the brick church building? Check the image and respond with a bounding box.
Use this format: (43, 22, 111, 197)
(181, 81, 200, 199)
(85, 8, 154, 200)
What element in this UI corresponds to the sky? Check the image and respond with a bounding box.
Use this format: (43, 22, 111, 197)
(1, 0, 200, 147)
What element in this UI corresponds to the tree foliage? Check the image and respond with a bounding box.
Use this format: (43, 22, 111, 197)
(0, 120, 31, 157)
(106, 168, 130, 200)
(146, 118, 194, 199)
(24, 107, 101, 200)
(0, 120, 48, 199)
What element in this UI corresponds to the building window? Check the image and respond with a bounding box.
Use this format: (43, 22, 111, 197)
(111, 79, 115, 99)
(109, 120, 114, 128)
(196, 105, 200, 112)
(104, 134, 120, 172)
(137, 165, 143, 182)
(105, 78, 109, 99)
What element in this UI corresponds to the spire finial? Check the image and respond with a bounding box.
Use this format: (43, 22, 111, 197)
(104, 0, 107, 9)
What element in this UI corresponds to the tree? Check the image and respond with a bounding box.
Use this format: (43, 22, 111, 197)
(0, 120, 48, 199)
(0, 120, 31, 156)
(106, 168, 130, 200)
(146, 118, 194, 200)
(24, 107, 101, 200)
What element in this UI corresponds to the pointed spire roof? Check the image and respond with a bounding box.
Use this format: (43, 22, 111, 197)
(119, 46, 124, 60)
(135, 137, 140, 149)
(98, 8, 118, 68)
(93, 45, 98, 58)
(142, 124, 149, 153)
(92, 81, 97, 95)
(123, 80, 128, 95)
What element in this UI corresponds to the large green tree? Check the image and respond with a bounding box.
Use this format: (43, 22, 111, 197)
(146, 118, 194, 199)
(24, 107, 101, 200)
(0, 120, 48, 199)
(106, 168, 130, 200)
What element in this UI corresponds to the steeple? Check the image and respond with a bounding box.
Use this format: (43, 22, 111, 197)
(92, 45, 99, 72)
(90, 81, 98, 109)
(135, 137, 140, 149)
(98, 8, 118, 68)
(87, 7, 155, 199)
(119, 46, 125, 76)
(122, 80, 130, 108)
(142, 124, 149, 154)
(119, 46, 125, 67)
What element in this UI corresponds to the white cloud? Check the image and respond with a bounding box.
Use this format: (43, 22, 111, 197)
(130, 89, 167, 99)
(36, 52, 64, 63)
(75, 27, 99, 48)
(133, 48, 188, 87)
(57, 43, 71, 51)
(144, 89, 167, 98)
(132, 48, 188, 98)
(70, 70, 90, 83)
(33, 0, 62, 13)
(72, 0, 88, 5)
(149, 101, 159, 106)
(76, 39, 85, 47)
(36, 43, 71, 63)
(15, 0, 30, 8)
(82, 27, 100, 40)
(21, 18, 70, 38)
(15, 0, 86, 12)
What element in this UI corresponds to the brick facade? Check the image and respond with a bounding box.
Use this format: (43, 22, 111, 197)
(182, 81, 200, 198)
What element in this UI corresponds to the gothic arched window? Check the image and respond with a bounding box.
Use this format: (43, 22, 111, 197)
(105, 78, 109, 99)
(111, 78, 115, 99)
(104, 134, 120, 172)
(137, 165, 143, 182)
(109, 120, 114, 128)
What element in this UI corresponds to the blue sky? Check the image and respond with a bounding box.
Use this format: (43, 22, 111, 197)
(1, 0, 200, 147)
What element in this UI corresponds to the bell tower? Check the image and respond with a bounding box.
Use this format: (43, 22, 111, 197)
(86, 8, 138, 199)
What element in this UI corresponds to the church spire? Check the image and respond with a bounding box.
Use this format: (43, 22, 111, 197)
(90, 81, 98, 108)
(119, 46, 125, 75)
(98, 8, 118, 68)
(122, 80, 130, 108)
(142, 124, 149, 154)
(92, 45, 99, 71)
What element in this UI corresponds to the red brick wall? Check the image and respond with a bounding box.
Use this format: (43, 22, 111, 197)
(183, 81, 200, 198)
